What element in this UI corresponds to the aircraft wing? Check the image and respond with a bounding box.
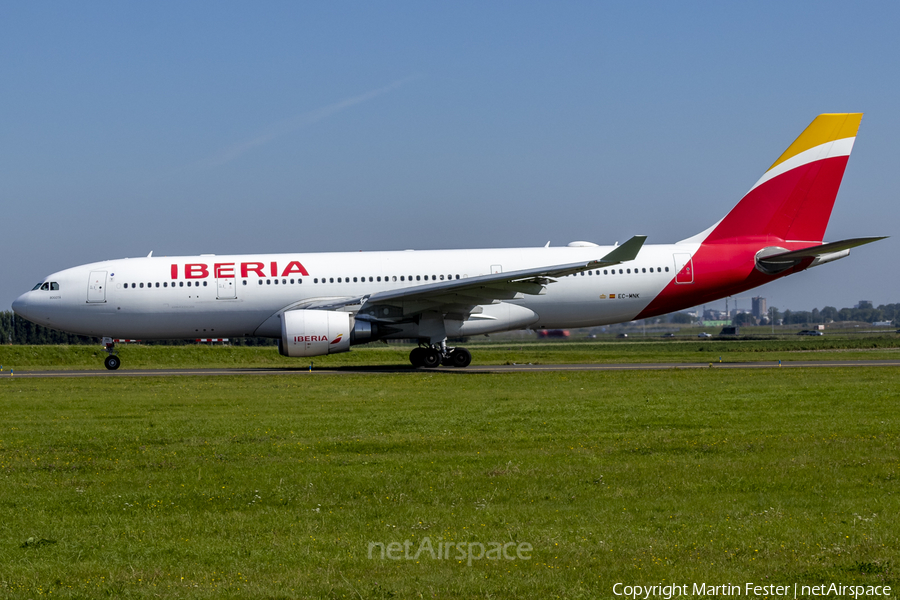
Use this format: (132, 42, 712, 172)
(306, 235, 646, 315)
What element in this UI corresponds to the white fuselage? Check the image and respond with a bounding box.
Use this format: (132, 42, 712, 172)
(14, 243, 697, 340)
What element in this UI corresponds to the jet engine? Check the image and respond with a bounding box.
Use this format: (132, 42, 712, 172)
(279, 310, 391, 357)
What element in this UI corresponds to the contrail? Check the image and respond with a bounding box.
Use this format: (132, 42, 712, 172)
(198, 75, 417, 168)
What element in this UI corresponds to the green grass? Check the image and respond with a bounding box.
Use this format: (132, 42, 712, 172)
(1, 336, 900, 371)
(0, 368, 898, 598)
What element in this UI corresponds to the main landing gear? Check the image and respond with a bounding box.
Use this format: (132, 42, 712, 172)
(409, 343, 472, 369)
(102, 337, 121, 370)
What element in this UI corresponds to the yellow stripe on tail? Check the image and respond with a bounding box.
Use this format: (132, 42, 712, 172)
(768, 113, 862, 171)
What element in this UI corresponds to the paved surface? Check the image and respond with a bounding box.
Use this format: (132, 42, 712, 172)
(3, 359, 900, 378)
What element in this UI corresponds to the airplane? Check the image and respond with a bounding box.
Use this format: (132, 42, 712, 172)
(12, 113, 885, 370)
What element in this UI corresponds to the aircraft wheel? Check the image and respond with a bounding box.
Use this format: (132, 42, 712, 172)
(104, 355, 121, 371)
(450, 348, 472, 368)
(421, 348, 442, 369)
(409, 347, 426, 367)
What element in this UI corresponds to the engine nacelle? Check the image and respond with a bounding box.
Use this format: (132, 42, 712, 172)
(280, 310, 352, 357)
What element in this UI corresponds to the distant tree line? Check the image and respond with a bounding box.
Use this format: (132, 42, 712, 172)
(776, 304, 899, 326)
(0, 311, 275, 346)
(731, 304, 900, 327)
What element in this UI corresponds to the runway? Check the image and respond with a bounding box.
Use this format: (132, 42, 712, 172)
(4, 359, 900, 378)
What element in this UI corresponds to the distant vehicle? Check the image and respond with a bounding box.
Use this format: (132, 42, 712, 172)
(797, 330, 824, 336)
(536, 329, 570, 338)
(616, 333, 629, 338)
(698, 332, 712, 338)
(719, 325, 739, 336)
(662, 332, 675, 337)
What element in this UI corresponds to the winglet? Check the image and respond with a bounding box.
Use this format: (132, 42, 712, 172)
(595, 235, 646, 265)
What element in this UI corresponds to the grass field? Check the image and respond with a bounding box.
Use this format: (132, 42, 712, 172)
(0, 365, 898, 598)
(1, 335, 900, 372)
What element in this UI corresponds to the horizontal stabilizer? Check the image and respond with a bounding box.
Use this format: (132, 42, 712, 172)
(758, 236, 886, 265)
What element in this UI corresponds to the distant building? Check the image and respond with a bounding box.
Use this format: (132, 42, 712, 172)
(752, 297, 767, 320)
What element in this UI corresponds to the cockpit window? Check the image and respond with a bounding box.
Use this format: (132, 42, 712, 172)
(40, 283, 50, 291)
(32, 282, 43, 290)
(50, 282, 59, 291)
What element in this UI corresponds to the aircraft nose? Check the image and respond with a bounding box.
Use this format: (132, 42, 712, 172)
(12, 294, 29, 319)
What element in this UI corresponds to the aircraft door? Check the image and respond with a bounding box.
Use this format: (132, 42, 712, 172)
(491, 264, 503, 274)
(87, 271, 107, 302)
(217, 277, 236, 299)
(673, 253, 694, 284)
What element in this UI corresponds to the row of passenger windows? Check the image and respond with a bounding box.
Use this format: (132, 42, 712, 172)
(570, 266, 669, 276)
(121, 281, 208, 289)
(311, 274, 458, 284)
(119, 275, 460, 289)
(119, 267, 670, 290)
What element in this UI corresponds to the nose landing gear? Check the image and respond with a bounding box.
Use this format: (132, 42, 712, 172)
(102, 337, 121, 370)
(409, 344, 472, 368)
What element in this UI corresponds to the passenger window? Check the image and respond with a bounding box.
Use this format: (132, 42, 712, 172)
(179, 282, 184, 287)
(604, 270, 608, 275)
(665, 267, 670, 272)
(140, 283, 144, 288)
(456, 275, 460, 279)
(416, 275, 421, 281)
(290, 279, 294, 284)
(259, 280, 263, 285)
(354, 277, 358, 282)
(282, 279, 286, 284)
(619, 269, 623, 274)
(274, 279, 279, 285)
(329, 278, 334, 283)
(440, 275, 445, 280)
(155, 282, 159, 287)
(400, 276, 405, 281)
(314, 278, 318, 283)
(203, 281, 207, 287)
(336, 278, 340, 283)
(243, 281, 247, 285)
(377, 277, 381, 282)
(642, 268, 646, 273)
(432, 275, 436, 280)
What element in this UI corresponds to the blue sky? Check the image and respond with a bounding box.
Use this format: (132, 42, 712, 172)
(2, 2, 898, 314)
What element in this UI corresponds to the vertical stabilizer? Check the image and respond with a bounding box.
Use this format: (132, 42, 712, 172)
(701, 113, 862, 244)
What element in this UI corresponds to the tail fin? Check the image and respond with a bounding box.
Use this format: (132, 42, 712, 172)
(700, 113, 862, 244)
